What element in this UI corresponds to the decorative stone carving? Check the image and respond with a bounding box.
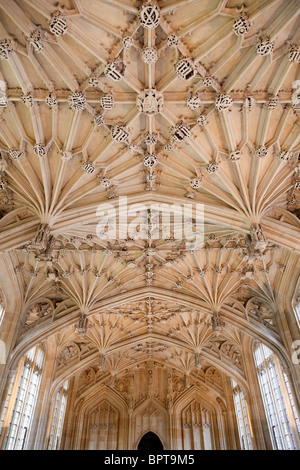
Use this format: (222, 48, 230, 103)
(58, 345, 78, 365)
(254, 146, 268, 158)
(215, 93, 233, 111)
(33, 144, 46, 157)
(87, 76, 100, 88)
(227, 150, 241, 161)
(250, 225, 267, 250)
(123, 36, 133, 48)
(8, 148, 23, 161)
(203, 77, 214, 87)
(76, 313, 88, 337)
(256, 36, 274, 56)
(28, 29, 44, 52)
(206, 162, 218, 173)
(141, 47, 158, 64)
(167, 34, 179, 48)
(0, 39, 13, 60)
(21, 92, 34, 107)
(100, 94, 114, 109)
(34, 223, 50, 250)
(104, 60, 125, 81)
(190, 177, 202, 189)
(94, 114, 104, 126)
(83, 162, 95, 174)
(49, 11, 67, 36)
(60, 150, 72, 161)
(68, 91, 86, 110)
(111, 125, 129, 142)
(197, 115, 207, 126)
(0, 80, 7, 107)
(232, 13, 251, 36)
(144, 132, 157, 145)
(175, 58, 196, 80)
(171, 124, 190, 141)
(98, 353, 106, 372)
(194, 353, 202, 371)
(137, 88, 163, 115)
(139, 4, 160, 29)
(143, 153, 158, 168)
(99, 176, 111, 187)
(267, 95, 279, 109)
(211, 312, 225, 336)
(288, 44, 300, 63)
(164, 142, 173, 151)
(187, 95, 201, 110)
(45, 92, 57, 108)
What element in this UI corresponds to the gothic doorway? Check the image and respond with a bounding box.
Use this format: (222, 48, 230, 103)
(137, 432, 164, 451)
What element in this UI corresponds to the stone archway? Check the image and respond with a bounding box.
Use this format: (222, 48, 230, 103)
(137, 432, 164, 451)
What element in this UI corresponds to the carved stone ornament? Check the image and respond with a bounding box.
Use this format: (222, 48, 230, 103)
(29, 29, 44, 52)
(33, 144, 47, 157)
(0, 80, 7, 107)
(267, 96, 279, 109)
(232, 13, 251, 36)
(99, 177, 111, 187)
(144, 132, 157, 145)
(21, 92, 34, 107)
(45, 92, 57, 108)
(190, 177, 202, 189)
(215, 93, 233, 111)
(228, 150, 241, 161)
(94, 114, 104, 127)
(68, 91, 86, 111)
(76, 313, 88, 337)
(9, 148, 23, 161)
(197, 115, 207, 126)
(167, 34, 179, 48)
(277, 150, 292, 162)
(144, 153, 158, 168)
(172, 124, 190, 142)
(175, 58, 196, 80)
(49, 11, 67, 36)
(111, 125, 129, 142)
(187, 95, 201, 110)
(83, 162, 95, 174)
(0, 39, 13, 60)
(139, 4, 161, 29)
(256, 36, 274, 56)
(206, 162, 218, 173)
(104, 60, 125, 81)
(100, 94, 114, 109)
(254, 146, 268, 158)
(211, 312, 225, 336)
(288, 44, 300, 63)
(123, 36, 133, 48)
(137, 88, 163, 115)
(141, 47, 158, 64)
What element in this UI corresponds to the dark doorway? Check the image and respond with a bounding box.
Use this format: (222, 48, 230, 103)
(137, 431, 164, 451)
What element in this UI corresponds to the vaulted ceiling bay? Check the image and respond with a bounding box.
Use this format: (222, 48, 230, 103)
(0, 0, 299, 451)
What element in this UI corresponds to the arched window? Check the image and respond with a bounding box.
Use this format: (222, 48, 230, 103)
(47, 380, 69, 450)
(295, 298, 300, 330)
(253, 341, 300, 450)
(0, 344, 44, 450)
(0, 296, 5, 327)
(231, 379, 253, 450)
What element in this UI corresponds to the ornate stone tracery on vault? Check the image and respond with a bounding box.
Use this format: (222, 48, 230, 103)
(0, 0, 299, 452)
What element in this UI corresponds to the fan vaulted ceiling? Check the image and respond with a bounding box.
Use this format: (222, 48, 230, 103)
(0, 0, 299, 385)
